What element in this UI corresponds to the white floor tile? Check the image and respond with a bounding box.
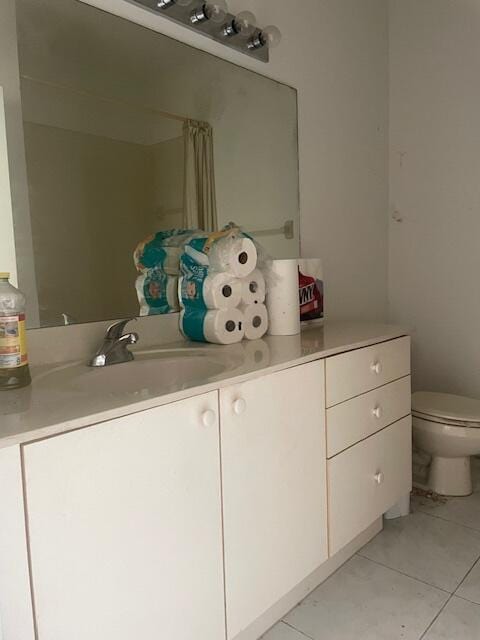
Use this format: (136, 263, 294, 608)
(423, 596, 480, 639)
(412, 489, 480, 532)
(283, 555, 448, 640)
(261, 622, 311, 640)
(456, 559, 480, 605)
(359, 511, 480, 592)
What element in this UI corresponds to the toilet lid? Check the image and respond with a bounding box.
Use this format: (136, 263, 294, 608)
(412, 392, 480, 425)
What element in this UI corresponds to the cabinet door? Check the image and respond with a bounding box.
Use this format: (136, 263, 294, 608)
(328, 417, 412, 555)
(220, 361, 327, 639)
(23, 392, 225, 640)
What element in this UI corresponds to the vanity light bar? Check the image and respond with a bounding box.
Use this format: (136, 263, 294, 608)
(131, 0, 281, 63)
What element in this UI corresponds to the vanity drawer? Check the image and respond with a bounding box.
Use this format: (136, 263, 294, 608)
(327, 416, 412, 556)
(326, 376, 411, 458)
(325, 336, 410, 407)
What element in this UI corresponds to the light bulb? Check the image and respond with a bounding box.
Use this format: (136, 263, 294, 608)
(204, 1, 228, 24)
(261, 25, 281, 48)
(233, 11, 256, 37)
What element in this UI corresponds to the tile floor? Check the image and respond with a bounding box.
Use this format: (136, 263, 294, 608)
(262, 459, 480, 640)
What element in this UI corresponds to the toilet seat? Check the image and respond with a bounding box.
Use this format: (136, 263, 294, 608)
(412, 392, 480, 428)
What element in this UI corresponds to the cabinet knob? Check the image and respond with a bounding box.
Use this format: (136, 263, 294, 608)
(370, 361, 382, 375)
(374, 471, 384, 485)
(232, 398, 247, 416)
(201, 410, 216, 428)
(372, 405, 383, 419)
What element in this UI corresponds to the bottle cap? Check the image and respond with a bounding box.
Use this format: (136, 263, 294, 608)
(0, 272, 10, 279)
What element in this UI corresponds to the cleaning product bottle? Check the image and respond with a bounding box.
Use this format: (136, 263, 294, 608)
(0, 273, 31, 390)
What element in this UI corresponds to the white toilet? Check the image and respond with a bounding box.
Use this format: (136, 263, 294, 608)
(412, 392, 480, 496)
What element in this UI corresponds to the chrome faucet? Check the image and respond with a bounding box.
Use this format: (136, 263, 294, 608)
(89, 318, 139, 367)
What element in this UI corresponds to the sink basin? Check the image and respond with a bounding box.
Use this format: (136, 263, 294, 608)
(34, 348, 243, 397)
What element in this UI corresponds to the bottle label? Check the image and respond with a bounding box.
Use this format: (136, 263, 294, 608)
(0, 314, 28, 369)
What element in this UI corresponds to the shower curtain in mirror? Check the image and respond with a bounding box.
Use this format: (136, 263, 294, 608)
(183, 120, 218, 232)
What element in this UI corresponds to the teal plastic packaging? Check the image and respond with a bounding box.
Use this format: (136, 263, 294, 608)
(135, 268, 179, 315)
(180, 308, 245, 345)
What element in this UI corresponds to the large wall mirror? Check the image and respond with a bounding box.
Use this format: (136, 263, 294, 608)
(8, 0, 299, 328)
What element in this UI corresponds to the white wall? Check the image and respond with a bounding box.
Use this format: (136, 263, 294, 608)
(389, 0, 480, 396)
(83, 0, 390, 322)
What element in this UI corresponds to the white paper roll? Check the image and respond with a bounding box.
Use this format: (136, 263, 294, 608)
(240, 303, 268, 340)
(181, 272, 242, 310)
(209, 236, 257, 278)
(180, 308, 245, 345)
(241, 269, 266, 305)
(266, 259, 301, 336)
(206, 308, 245, 344)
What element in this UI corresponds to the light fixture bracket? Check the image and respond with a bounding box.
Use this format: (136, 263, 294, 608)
(131, 0, 269, 62)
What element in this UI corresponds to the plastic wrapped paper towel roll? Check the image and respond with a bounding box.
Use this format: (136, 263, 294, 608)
(209, 236, 257, 278)
(180, 308, 245, 345)
(266, 259, 301, 336)
(298, 258, 324, 323)
(241, 269, 266, 305)
(240, 303, 268, 340)
(180, 272, 242, 310)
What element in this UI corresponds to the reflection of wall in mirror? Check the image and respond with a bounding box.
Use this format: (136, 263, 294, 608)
(20, 80, 185, 325)
(23, 122, 157, 326)
(152, 136, 184, 231)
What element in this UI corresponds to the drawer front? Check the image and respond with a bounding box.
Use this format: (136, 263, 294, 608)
(326, 336, 410, 407)
(327, 417, 412, 556)
(326, 376, 411, 458)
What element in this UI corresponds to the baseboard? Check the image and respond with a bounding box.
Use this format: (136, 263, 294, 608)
(233, 517, 383, 640)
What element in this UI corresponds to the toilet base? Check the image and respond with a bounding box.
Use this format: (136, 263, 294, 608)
(429, 456, 472, 497)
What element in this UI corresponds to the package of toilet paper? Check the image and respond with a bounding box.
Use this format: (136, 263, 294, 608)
(182, 227, 258, 279)
(134, 229, 206, 315)
(135, 268, 179, 316)
(180, 259, 242, 310)
(177, 225, 274, 344)
(134, 229, 200, 275)
(180, 308, 245, 345)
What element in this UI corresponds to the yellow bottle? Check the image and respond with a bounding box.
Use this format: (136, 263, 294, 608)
(0, 272, 31, 390)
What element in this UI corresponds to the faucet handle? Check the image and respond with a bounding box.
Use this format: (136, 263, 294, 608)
(106, 317, 137, 340)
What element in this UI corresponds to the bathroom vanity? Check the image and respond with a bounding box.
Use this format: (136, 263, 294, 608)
(0, 323, 411, 640)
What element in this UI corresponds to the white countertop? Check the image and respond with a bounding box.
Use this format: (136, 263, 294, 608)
(0, 322, 408, 449)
